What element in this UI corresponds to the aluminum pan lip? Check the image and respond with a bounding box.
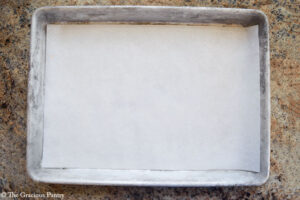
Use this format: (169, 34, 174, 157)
(27, 6, 270, 186)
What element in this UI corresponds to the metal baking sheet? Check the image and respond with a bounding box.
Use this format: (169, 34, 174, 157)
(27, 6, 270, 186)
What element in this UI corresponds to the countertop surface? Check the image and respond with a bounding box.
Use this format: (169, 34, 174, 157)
(0, 0, 299, 199)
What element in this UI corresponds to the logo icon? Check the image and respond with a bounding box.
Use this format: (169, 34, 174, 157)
(0, 192, 7, 198)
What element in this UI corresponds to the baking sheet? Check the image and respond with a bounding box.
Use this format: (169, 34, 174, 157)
(42, 24, 260, 172)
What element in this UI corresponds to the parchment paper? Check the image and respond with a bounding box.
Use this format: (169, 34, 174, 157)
(42, 24, 260, 172)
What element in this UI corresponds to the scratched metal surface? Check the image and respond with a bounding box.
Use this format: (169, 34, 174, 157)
(27, 6, 270, 187)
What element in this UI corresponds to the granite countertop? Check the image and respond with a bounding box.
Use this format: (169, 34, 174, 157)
(0, 0, 299, 199)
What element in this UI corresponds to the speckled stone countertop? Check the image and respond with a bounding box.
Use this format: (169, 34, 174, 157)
(0, 0, 299, 199)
